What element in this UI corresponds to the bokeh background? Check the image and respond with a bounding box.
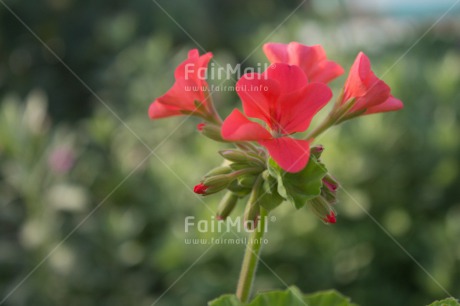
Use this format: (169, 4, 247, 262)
(1, 0, 460, 305)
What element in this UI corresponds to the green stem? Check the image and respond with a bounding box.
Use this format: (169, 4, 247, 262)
(205, 90, 223, 125)
(305, 90, 356, 141)
(236, 206, 268, 302)
(305, 115, 334, 141)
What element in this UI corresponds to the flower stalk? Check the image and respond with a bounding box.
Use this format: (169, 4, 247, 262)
(236, 176, 267, 302)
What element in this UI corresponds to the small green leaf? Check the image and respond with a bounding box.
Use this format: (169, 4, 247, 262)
(267, 157, 327, 209)
(304, 290, 358, 306)
(208, 294, 242, 306)
(250, 287, 307, 306)
(258, 175, 284, 212)
(208, 287, 357, 306)
(427, 298, 460, 306)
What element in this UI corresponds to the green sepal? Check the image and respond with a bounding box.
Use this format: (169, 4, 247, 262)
(219, 149, 249, 163)
(216, 191, 239, 220)
(229, 162, 251, 171)
(243, 176, 263, 229)
(310, 145, 324, 159)
(267, 156, 327, 209)
(257, 170, 284, 212)
(205, 166, 232, 177)
(200, 123, 225, 142)
(227, 180, 251, 198)
(237, 174, 257, 188)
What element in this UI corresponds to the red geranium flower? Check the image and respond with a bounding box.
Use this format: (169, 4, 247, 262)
(263, 42, 344, 84)
(222, 63, 332, 173)
(148, 49, 213, 119)
(341, 52, 403, 116)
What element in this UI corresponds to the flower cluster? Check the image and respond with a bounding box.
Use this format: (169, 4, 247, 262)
(149, 42, 403, 224)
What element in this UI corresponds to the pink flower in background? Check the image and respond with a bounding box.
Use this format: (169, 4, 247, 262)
(222, 63, 332, 173)
(48, 146, 75, 174)
(149, 49, 213, 119)
(341, 52, 403, 116)
(263, 42, 344, 84)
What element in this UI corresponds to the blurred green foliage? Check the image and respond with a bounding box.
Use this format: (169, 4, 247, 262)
(1, 1, 460, 306)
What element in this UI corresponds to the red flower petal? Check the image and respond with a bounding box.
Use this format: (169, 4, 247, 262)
(175, 49, 212, 83)
(365, 96, 403, 115)
(221, 109, 272, 141)
(236, 64, 331, 135)
(265, 63, 308, 94)
(259, 137, 311, 173)
(157, 77, 207, 111)
(278, 82, 332, 134)
(310, 60, 345, 84)
(148, 101, 182, 119)
(263, 42, 344, 83)
(236, 75, 280, 125)
(263, 43, 290, 63)
(237, 63, 314, 132)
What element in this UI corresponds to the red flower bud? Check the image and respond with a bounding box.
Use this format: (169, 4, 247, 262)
(193, 183, 208, 195)
(323, 212, 337, 224)
(197, 123, 206, 131)
(323, 174, 339, 192)
(323, 180, 338, 192)
(309, 197, 338, 224)
(311, 145, 324, 160)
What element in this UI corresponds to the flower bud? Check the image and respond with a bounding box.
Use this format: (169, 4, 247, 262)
(219, 149, 265, 168)
(308, 196, 337, 224)
(197, 123, 206, 131)
(310, 145, 324, 160)
(219, 149, 248, 163)
(216, 191, 239, 220)
(201, 174, 233, 195)
(321, 186, 337, 205)
(319, 174, 339, 205)
(227, 180, 252, 197)
(324, 211, 336, 224)
(237, 174, 257, 188)
(245, 151, 267, 168)
(198, 123, 225, 142)
(244, 176, 263, 230)
(323, 174, 339, 192)
(194, 169, 236, 196)
(204, 166, 232, 177)
(194, 183, 208, 195)
(229, 162, 249, 171)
